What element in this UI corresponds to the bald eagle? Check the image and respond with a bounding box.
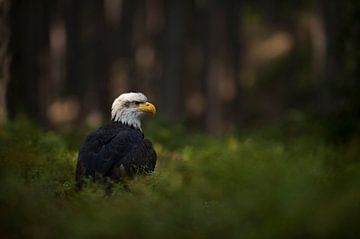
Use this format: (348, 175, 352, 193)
(75, 92, 157, 191)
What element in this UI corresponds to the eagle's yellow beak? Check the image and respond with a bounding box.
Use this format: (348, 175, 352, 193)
(138, 102, 156, 115)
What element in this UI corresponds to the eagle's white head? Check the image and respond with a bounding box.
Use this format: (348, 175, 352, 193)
(111, 92, 156, 130)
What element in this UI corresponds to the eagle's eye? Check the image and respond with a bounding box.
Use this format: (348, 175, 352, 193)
(134, 101, 141, 106)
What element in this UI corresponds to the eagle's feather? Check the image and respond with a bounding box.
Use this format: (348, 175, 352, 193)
(75, 121, 156, 191)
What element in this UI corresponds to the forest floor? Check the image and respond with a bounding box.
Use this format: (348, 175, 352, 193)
(0, 120, 359, 238)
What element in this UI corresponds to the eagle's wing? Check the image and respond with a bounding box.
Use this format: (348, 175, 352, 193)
(75, 129, 128, 189)
(108, 138, 157, 179)
(93, 130, 137, 176)
(76, 128, 156, 188)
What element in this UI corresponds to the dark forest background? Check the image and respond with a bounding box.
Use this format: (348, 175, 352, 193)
(0, 0, 359, 138)
(1, 1, 360, 238)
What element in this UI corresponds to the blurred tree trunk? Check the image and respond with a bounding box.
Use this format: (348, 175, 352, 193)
(160, 0, 187, 121)
(321, 1, 348, 113)
(65, 0, 109, 124)
(204, 0, 238, 135)
(84, 0, 109, 122)
(321, 1, 360, 112)
(8, 0, 51, 124)
(106, 0, 136, 96)
(227, 0, 242, 127)
(132, 0, 163, 100)
(64, 0, 81, 98)
(0, 0, 10, 125)
(321, 0, 360, 138)
(203, 0, 223, 135)
(183, 1, 207, 128)
(321, 1, 340, 114)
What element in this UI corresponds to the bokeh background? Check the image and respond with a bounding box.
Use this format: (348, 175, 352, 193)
(0, 1, 360, 238)
(1, 0, 359, 138)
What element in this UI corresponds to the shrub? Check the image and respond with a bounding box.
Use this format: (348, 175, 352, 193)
(0, 120, 359, 238)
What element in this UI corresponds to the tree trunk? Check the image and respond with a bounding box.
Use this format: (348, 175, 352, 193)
(106, 0, 136, 97)
(0, 0, 10, 125)
(8, 0, 51, 124)
(204, 0, 238, 135)
(160, 0, 187, 120)
(65, 0, 109, 124)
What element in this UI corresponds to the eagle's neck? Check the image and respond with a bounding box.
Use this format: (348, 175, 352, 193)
(112, 110, 142, 131)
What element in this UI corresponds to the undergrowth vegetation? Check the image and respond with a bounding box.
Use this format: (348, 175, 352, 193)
(0, 120, 359, 238)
